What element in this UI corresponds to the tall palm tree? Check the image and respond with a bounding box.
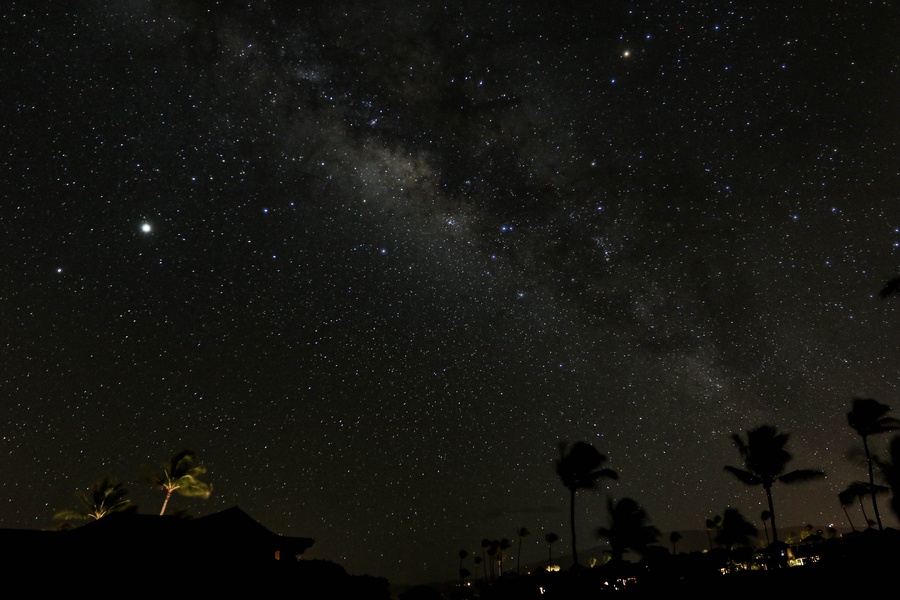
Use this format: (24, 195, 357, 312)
(148, 450, 212, 515)
(458, 549, 469, 588)
(669, 531, 683, 555)
(486, 540, 498, 581)
(54, 476, 134, 522)
(545, 532, 559, 568)
(516, 527, 530, 575)
(595, 496, 660, 563)
(480, 539, 491, 581)
(497, 538, 511, 576)
(724, 425, 825, 544)
(555, 441, 619, 569)
(847, 397, 900, 530)
(705, 514, 722, 550)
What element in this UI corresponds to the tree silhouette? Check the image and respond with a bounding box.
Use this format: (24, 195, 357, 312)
(486, 540, 498, 581)
(458, 549, 469, 588)
(516, 527, 530, 575)
(544, 532, 559, 568)
(480, 539, 492, 581)
(705, 514, 722, 550)
(838, 480, 888, 530)
(472, 555, 483, 584)
(595, 496, 660, 563)
(555, 441, 618, 569)
(715, 507, 757, 550)
(760, 510, 771, 544)
(875, 434, 900, 523)
(879, 277, 900, 298)
(724, 425, 825, 544)
(715, 507, 758, 572)
(669, 531, 683, 555)
(54, 476, 134, 522)
(497, 538, 511, 576)
(847, 397, 900, 530)
(147, 450, 212, 515)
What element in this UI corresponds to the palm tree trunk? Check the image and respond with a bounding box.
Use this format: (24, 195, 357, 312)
(569, 488, 579, 568)
(864, 438, 884, 530)
(517, 538, 522, 575)
(841, 504, 856, 531)
(858, 497, 871, 527)
(765, 486, 778, 543)
(160, 489, 173, 516)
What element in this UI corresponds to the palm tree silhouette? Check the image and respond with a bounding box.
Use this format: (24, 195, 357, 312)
(516, 527, 530, 575)
(555, 441, 618, 569)
(760, 510, 771, 544)
(54, 476, 134, 522)
(147, 449, 212, 515)
(847, 397, 900, 530)
(486, 540, 498, 581)
(595, 496, 660, 564)
(838, 480, 888, 530)
(480, 539, 491, 581)
(497, 538, 511, 576)
(669, 531, 682, 554)
(458, 549, 469, 587)
(544, 532, 559, 568)
(705, 514, 722, 550)
(724, 425, 825, 544)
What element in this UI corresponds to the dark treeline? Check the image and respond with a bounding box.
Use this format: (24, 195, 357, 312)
(432, 396, 900, 599)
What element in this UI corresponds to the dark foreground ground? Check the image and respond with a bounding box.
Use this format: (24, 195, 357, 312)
(404, 528, 900, 599)
(5, 525, 896, 598)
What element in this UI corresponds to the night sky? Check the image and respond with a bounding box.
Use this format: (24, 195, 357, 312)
(2, 0, 899, 587)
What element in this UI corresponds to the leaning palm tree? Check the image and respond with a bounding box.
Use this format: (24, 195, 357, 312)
(724, 425, 825, 544)
(838, 480, 888, 530)
(847, 397, 900, 530)
(148, 450, 212, 515)
(555, 441, 619, 569)
(595, 496, 660, 564)
(54, 476, 134, 522)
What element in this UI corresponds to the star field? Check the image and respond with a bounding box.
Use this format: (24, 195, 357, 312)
(1, 0, 899, 587)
